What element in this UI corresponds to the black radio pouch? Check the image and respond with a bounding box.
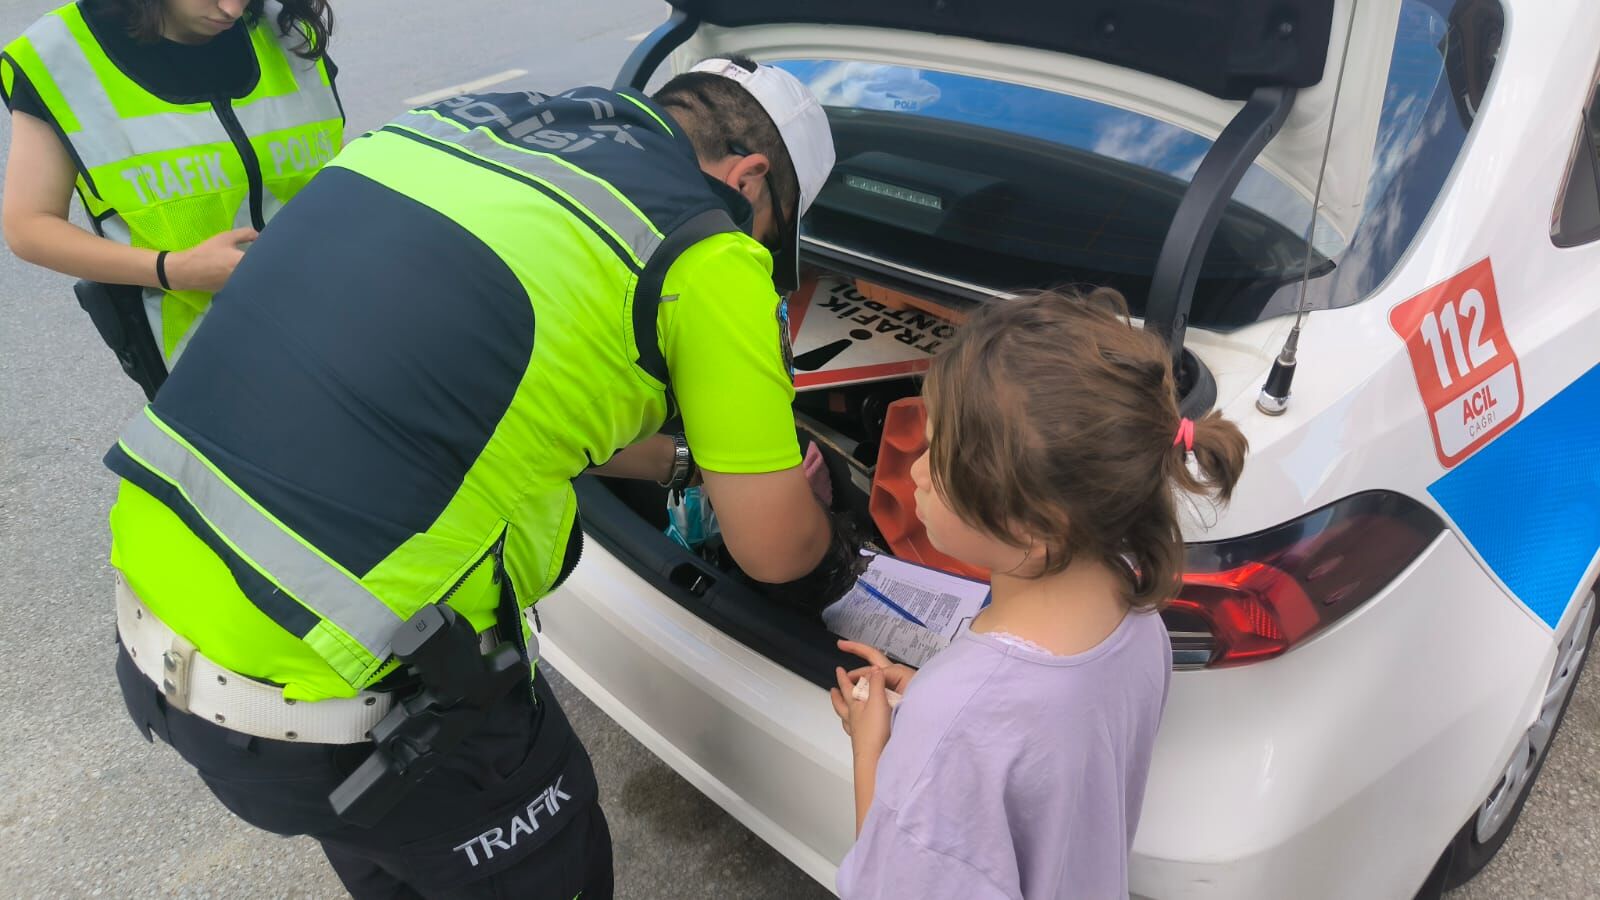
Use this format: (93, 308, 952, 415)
(74, 279, 169, 400)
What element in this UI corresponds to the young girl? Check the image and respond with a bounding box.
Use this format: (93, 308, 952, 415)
(829, 288, 1247, 899)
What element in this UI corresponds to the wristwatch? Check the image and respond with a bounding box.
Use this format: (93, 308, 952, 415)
(658, 433, 696, 490)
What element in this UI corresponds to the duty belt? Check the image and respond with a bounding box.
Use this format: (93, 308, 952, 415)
(114, 571, 503, 744)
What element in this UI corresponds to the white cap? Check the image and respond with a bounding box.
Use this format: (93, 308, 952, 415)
(689, 57, 836, 291)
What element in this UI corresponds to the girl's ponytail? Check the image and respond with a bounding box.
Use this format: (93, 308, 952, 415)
(1168, 411, 1247, 504)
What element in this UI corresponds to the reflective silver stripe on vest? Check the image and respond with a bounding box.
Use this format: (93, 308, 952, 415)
(167, 305, 208, 363)
(233, 197, 258, 229)
(93, 213, 169, 349)
(260, 185, 288, 224)
(98, 211, 131, 244)
(119, 411, 403, 658)
(141, 285, 166, 354)
(230, 48, 342, 138)
(400, 110, 662, 265)
(24, 14, 231, 171)
(235, 56, 341, 226)
(232, 8, 340, 225)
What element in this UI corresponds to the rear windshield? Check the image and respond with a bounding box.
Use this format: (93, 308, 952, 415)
(779, 0, 1501, 330)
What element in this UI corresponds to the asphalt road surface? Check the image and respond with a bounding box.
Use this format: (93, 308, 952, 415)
(0, 1, 1594, 897)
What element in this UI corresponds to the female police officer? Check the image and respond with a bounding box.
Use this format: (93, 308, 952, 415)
(1, 0, 341, 392)
(102, 58, 843, 897)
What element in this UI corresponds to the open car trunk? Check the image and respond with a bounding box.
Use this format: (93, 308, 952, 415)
(579, 271, 1185, 691)
(585, 0, 1402, 686)
(573, 477, 852, 688)
(575, 372, 925, 690)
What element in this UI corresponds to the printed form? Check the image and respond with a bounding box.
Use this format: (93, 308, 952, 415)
(822, 553, 990, 668)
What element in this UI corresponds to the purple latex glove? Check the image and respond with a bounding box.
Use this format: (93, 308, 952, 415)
(803, 441, 833, 507)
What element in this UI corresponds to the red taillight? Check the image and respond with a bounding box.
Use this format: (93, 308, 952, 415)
(1163, 491, 1444, 668)
(1168, 564, 1317, 665)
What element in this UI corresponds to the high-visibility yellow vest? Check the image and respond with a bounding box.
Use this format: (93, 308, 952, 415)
(106, 89, 755, 693)
(0, 1, 343, 360)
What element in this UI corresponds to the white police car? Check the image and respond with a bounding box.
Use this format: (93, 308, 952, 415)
(538, 0, 1600, 895)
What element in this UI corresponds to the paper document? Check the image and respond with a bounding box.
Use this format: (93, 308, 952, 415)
(822, 553, 990, 668)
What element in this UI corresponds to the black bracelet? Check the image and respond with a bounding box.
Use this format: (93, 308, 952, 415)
(155, 250, 172, 291)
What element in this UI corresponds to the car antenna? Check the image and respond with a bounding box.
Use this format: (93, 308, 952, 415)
(1257, 0, 1358, 417)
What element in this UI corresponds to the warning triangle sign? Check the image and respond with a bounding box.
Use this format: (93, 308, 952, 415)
(788, 276, 958, 391)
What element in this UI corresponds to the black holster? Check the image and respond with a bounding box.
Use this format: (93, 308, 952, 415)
(329, 604, 529, 827)
(74, 279, 168, 400)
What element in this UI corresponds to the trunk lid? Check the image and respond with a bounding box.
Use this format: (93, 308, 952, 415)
(662, 0, 1399, 247)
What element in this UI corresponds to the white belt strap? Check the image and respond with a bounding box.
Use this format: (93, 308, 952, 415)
(116, 573, 396, 744)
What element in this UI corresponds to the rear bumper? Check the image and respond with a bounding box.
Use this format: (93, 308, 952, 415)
(1131, 533, 1552, 898)
(537, 546, 853, 890)
(542, 531, 1556, 899)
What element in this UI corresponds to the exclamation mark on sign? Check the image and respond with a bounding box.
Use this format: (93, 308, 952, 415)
(792, 328, 873, 372)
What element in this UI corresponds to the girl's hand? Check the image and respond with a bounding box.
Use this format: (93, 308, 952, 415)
(837, 639, 918, 694)
(168, 227, 258, 293)
(830, 666, 891, 760)
(834, 666, 892, 837)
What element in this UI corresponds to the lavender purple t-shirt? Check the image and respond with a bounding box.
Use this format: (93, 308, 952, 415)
(837, 610, 1171, 900)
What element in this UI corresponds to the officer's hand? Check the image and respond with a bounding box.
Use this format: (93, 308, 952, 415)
(169, 227, 258, 293)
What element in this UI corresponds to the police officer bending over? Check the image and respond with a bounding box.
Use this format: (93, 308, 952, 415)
(104, 57, 838, 898)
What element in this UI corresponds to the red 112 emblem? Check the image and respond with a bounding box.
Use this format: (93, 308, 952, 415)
(1388, 258, 1523, 468)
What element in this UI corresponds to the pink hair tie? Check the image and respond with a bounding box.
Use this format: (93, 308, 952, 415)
(1173, 417, 1195, 453)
